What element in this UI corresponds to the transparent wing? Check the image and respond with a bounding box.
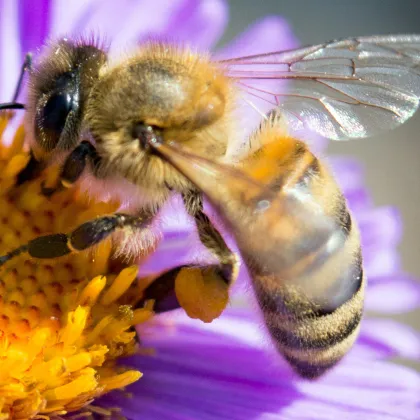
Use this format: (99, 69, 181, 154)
(150, 141, 345, 295)
(220, 34, 420, 140)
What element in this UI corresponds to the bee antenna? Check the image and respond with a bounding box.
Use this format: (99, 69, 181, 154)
(12, 53, 32, 102)
(0, 102, 25, 111)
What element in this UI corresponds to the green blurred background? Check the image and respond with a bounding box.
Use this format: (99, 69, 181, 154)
(221, 0, 420, 369)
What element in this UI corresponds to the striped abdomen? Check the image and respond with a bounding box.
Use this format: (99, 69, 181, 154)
(154, 115, 365, 378)
(241, 120, 365, 378)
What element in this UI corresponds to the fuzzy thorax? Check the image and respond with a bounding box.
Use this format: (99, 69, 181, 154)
(86, 43, 236, 200)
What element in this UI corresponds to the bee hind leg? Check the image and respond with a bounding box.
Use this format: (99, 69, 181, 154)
(138, 266, 184, 313)
(135, 190, 239, 322)
(142, 191, 239, 322)
(182, 190, 239, 285)
(138, 263, 234, 322)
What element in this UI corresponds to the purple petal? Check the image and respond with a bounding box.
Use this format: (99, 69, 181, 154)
(351, 336, 397, 361)
(280, 400, 412, 420)
(327, 157, 378, 218)
(0, 0, 21, 102)
(49, 0, 189, 55)
(296, 360, 420, 419)
(138, 229, 207, 275)
(343, 187, 373, 215)
(328, 156, 365, 193)
(359, 318, 420, 360)
(107, 0, 193, 55)
(162, 0, 229, 51)
(359, 206, 402, 249)
(215, 16, 298, 60)
(366, 275, 420, 313)
(138, 195, 212, 275)
(18, 0, 51, 62)
(49, 0, 96, 38)
(97, 309, 420, 419)
(364, 247, 401, 279)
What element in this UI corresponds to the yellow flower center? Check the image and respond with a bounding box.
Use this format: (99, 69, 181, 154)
(0, 114, 152, 419)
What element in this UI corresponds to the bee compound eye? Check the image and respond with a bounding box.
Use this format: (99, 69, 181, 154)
(36, 92, 77, 150)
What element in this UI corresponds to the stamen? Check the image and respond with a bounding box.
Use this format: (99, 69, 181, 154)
(101, 266, 139, 305)
(0, 115, 149, 419)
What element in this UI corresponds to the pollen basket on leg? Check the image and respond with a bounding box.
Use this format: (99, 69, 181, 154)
(0, 116, 153, 419)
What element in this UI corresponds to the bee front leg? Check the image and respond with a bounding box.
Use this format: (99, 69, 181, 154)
(41, 141, 100, 196)
(16, 150, 46, 185)
(0, 212, 154, 267)
(15, 141, 100, 191)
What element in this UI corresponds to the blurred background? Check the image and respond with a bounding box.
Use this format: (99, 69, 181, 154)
(222, 0, 420, 367)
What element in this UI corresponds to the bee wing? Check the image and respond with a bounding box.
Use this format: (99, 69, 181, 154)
(151, 141, 345, 290)
(220, 34, 420, 140)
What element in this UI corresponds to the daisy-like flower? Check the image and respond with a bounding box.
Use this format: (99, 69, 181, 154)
(0, 1, 420, 419)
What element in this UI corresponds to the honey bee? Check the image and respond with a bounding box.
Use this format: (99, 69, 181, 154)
(1, 34, 420, 378)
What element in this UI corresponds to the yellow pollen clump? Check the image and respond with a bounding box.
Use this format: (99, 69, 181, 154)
(0, 114, 152, 419)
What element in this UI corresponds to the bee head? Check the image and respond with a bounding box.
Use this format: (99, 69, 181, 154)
(26, 38, 107, 159)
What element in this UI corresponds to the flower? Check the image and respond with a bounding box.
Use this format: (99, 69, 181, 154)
(0, 1, 419, 419)
(0, 113, 151, 417)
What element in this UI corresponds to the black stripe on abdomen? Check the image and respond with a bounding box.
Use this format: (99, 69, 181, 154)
(254, 248, 363, 317)
(267, 309, 362, 351)
(282, 355, 338, 379)
(295, 155, 321, 189)
(316, 249, 363, 315)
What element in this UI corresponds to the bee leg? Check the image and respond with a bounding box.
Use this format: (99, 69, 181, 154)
(182, 191, 239, 285)
(135, 190, 237, 321)
(136, 191, 237, 322)
(15, 150, 46, 185)
(0, 213, 153, 266)
(16, 141, 98, 192)
(41, 141, 101, 196)
(139, 266, 184, 313)
(138, 264, 231, 322)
